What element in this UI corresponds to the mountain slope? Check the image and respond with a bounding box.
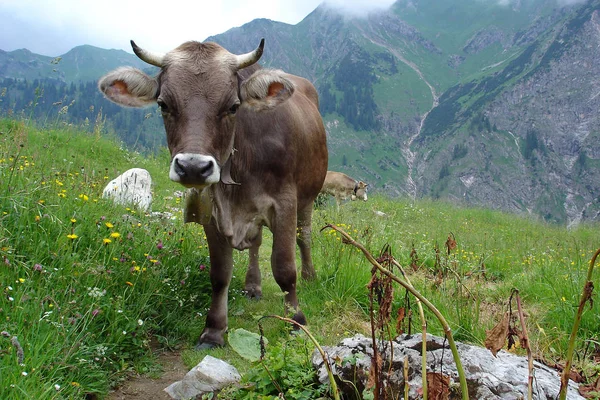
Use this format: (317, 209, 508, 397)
(413, 1, 600, 225)
(0, 45, 149, 83)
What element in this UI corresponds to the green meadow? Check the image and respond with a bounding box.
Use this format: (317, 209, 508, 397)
(1, 118, 598, 399)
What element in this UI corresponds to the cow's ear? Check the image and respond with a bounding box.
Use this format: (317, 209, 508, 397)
(240, 69, 295, 111)
(98, 67, 158, 107)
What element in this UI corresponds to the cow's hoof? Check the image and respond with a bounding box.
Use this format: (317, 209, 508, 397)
(244, 287, 262, 300)
(292, 311, 307, 327)
(244, 283, 262, 300)
(195, 331, 225, 350)
(195, 341, 221, 351)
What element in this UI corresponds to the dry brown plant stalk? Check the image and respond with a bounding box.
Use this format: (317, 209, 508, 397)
(1, 331, 24, 364)
(512, 289, 533, 400)
(559, 248, 599, 400)
(323, 224, 469, 400)
(390, 258, 428, 400)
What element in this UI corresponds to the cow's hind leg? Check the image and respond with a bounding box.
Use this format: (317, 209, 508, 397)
(297, 202, 316, 281)
(245, 226, 263, 299)
(272, 207, 306, 326)
(197, 223, 234, 349)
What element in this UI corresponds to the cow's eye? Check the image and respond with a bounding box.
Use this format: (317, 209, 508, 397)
(229, 102, 240, 115)
(157, 99, 169, 113)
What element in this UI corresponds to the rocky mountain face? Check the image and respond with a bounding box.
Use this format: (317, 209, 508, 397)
(412, 1, 600, 226)
(2, 0, 599, 225)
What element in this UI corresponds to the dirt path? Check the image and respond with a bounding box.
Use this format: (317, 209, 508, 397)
(107, 352, 188, 400)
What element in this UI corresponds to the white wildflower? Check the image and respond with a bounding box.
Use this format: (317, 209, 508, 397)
(96, 345, 107, 356)
(87, 287, 106, 298)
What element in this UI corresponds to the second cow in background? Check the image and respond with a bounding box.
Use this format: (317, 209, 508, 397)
(320, 171, 368, 208)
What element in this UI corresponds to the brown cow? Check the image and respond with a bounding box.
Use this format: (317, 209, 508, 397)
(320, 171, 368, 208)
(98, 39, 328, 348)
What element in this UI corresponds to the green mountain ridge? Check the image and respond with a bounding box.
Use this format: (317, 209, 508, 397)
(0, 44, 149, 83)
(1, 0, 598, 225)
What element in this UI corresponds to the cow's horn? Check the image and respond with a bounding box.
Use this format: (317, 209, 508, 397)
(234, 38, 264, 70)
(130, 40, 165, 67)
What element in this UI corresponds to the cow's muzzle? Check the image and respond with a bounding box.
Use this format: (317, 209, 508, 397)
(169, 153, 220, 187)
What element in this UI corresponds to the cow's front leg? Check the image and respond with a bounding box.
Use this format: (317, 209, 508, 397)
(271, 208, 306, 326)
(297, 203, 316, 281)
(245, 226, 263, 299)
(197, 223, 233, 349)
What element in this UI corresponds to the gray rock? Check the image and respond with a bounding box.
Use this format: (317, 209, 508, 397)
(164, 355, 241, 399)
(313, 333, 584, 400)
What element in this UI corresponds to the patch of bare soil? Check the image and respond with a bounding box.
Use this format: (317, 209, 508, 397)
(107, 352, 187, 400)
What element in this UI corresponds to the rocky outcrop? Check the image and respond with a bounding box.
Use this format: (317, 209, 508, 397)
(463, 26, 509, 54)
(312, 334, 584, 400)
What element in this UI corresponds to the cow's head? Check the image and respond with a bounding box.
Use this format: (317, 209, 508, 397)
(352, 181, 368, 202)
(98, 39, 294, 188)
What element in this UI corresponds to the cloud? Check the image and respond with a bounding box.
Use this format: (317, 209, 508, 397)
(323, 0, 396, 17)
(494, 0, 586, 5)
(0, 0, 323, 56)
(555, 0, 587, 5)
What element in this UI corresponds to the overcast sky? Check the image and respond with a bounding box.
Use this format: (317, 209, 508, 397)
(0, 0, 397, 57)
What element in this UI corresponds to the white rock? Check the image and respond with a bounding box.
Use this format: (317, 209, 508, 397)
(164, 355, 241, 399)
(102, 168, 152, 211)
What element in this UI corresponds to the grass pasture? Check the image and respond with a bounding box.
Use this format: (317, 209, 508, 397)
(1, 118, 599, 399)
